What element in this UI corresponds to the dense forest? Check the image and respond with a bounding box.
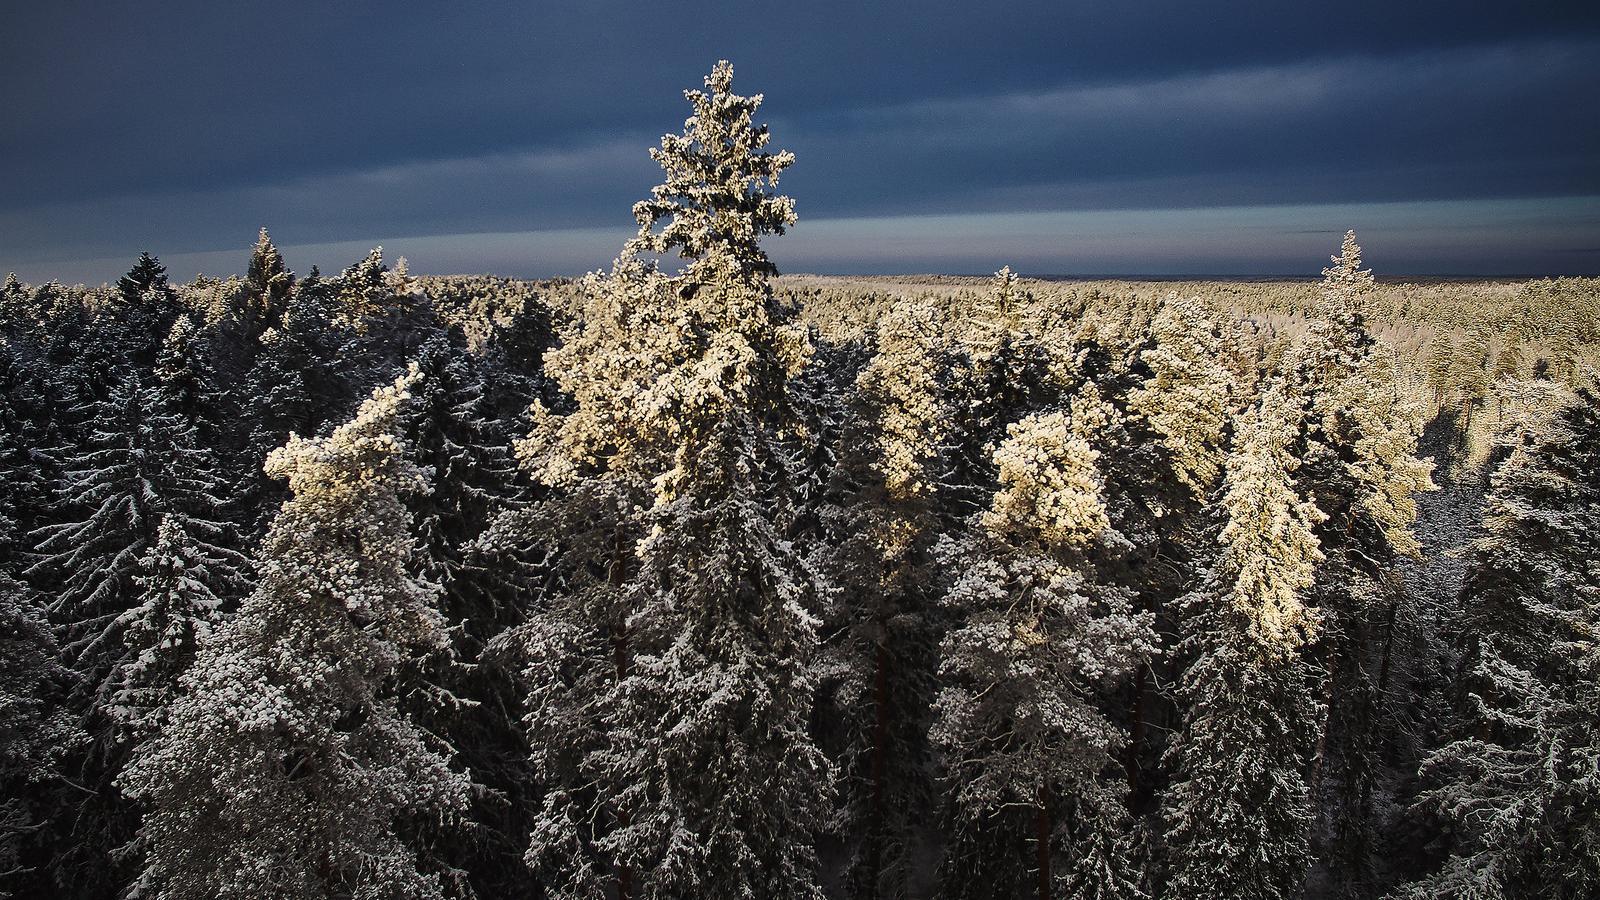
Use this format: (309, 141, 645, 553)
(2, 62, 1597, 900)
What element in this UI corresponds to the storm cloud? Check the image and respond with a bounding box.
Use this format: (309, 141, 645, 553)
(2, 1, 1597, 280)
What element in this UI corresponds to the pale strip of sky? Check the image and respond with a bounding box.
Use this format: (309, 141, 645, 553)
(10, 196, 1596, 287)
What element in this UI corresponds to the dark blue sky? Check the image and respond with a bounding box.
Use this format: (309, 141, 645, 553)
(3, 1, 1598, 281)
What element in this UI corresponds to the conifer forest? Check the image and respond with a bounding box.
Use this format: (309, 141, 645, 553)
(2, 62, 1598, 900)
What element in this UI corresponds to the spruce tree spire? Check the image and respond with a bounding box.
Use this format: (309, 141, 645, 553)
(117, 251, 171, 306)
(498, 60, 829, 899)
(628, 59, 796, 279)
(1320, 229, 1375, 318)
(245, 227, 293, 325)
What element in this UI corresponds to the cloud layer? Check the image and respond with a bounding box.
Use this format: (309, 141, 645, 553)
(2, 1, 1596, 279)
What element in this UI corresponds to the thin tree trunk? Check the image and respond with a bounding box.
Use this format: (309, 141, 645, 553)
(1036, 784, 1052, 900)
(1375, 596, 1399, 695)
(1126, 663, 1149, 803)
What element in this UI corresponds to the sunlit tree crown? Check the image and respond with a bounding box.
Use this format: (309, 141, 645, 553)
(1219, 388, 1326, 651)
(1320, 229, 1375, 318)
(628, 59, 796, 280)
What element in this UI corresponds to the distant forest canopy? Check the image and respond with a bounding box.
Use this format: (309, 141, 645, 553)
(3, 61, 1597, 900)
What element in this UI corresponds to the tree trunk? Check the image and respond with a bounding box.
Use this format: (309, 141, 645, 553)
(1036, 783, 1052, 900)
(1126, 663, 1149, 804)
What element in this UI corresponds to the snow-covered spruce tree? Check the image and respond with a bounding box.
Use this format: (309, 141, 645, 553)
(0, 567, 80, 899)
(816, 299, 952, 900)
(1395, 387, 1600, 900)
(0, 273, 26, 327)
(0, 347, 50, 561)
(398, 333, 537, 898)
(120, 368, 470, 900)
(237, 278, 355, 534)
(101, 516, 225, 742)
(0, 405, 81, 898)
(495, 61, 827, 899)
(23, 359, 249, 898)
(404, 333, 527, 607)
(116, 252, 172, 308)
(29, 369, 247, 710)
(1160, 387, 1326, 900)
(482, 267, 674, 900)
(932, 386, 1156, 900)
(155, 312, 231, 454)
(1283, 231, 1434, 898)
(240, 227, 294, 338)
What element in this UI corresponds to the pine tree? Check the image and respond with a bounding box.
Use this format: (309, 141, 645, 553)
(1160, 388, 1325, 900)
(818, 299, 952, 899)
(398, 333, 536, 898)
(932, 387, 1156, 900)
(332, 246, 395, 328)
(1454, 327, 1493, 433)
(120, 368, 470, 900)
(1397, 388, 1600, 899)
(1489, 341, 1523, 384)
(1425, 335, 1456, 409)
(500, 60, 829, 899)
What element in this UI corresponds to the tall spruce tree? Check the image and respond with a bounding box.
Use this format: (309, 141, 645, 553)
(24, 359, 247, 898)
(120, 368, 470, 900)
(0, 568, 80, 899)
(1160, 387, 1325, 900)
(29, 369, 244, 708)
(238, 279, 354, 533)
(0, 401, 81, 898)
(117, 252, 171, 307)
(497, 60, 828, 899)
(399, 333, 536, 899)
(102, 516, 227, 743)
(1127, 294, 1234, 499)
